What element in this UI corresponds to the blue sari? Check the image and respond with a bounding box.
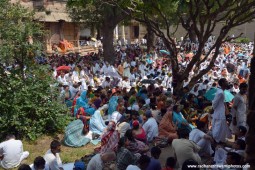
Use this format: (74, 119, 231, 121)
(74, 91, 95, 116)
(90, 110, 107, 135)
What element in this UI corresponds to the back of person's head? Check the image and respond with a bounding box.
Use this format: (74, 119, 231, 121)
(178, 128, 190, 139)
(218, 78, 227, 87)
(118, 136, 127, 149)
(101, 151, 116, 162)
(212, 82, 217, 87)
(34, 156, 46, 170)
(182, 159, 199, 170)
(239, 126, 247, 135)
(151, 146, 161, 159)
(6, 134, 15, 140)
(18, 164, 32, 170)
(139, 155, 151, 170)
(236, 139, 246, 150)
(227, 152, 242, 165)
(239, 82, 248, 89)
(125, 129, 135, 141)
(50, 140, 61, 150)
(166, 157, 176, 168)
(196, 120, 206, 130)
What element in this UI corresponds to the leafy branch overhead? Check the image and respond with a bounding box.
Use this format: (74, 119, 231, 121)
(116, 0, 255, 90)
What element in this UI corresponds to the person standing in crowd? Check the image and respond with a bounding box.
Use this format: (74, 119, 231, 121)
(230, 83, 248, 135)
(211, 78, 231, 143)
(0, 135, 29, 169)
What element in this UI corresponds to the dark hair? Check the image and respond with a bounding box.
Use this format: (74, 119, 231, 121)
(173, 105, 179, 112)
(239, 82, 248, 89)
(166, 157, 176, 168)
(182, 159, 199, 170)
(139, 155, 151, 166)
(239, 126, 247, 135)
(18, 164, 32, 170)
(227, 152, 242, 164)
(50, 140, 61, 150)
(151, 146, 161, 158)
(125, 129, 135, 142)
(236, 139, 246, 150)
(218, 78, 227, 87)
(118, 137, 127, 149)
(177, 128, 190, 139)
(34, 156, 46, 169)
(196, 121, 206, 130)
(6, 134, 15, 140)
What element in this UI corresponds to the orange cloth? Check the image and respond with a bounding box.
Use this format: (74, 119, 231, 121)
(158, 112, 178, 142)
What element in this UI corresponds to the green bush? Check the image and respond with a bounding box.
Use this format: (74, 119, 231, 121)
(234, 37, 250, 43)
(0, 67, 69, 141)
(0, 1, 70, 141)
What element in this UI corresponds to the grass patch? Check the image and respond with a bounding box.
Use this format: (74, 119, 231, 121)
(0, 134, 97, 170)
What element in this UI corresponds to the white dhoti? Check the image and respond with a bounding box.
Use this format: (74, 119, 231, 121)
(212, 119, 231, 143)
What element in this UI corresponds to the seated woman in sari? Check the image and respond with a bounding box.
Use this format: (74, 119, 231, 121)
(172, 105, 194, 132)
(89, 105, 108, 135)
(98, 121, 119, 154)
(158, 111, 178, 143)
(60, 84, 73, 108)
(132, 120, 147, 143)
(74, 91, 96, 116)
(124, 129, 149, 155)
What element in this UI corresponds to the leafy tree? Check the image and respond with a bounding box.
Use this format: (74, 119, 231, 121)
(0, 0, 69, 140)
(119, 0, 255, 92)
(67, 0, 130, 63)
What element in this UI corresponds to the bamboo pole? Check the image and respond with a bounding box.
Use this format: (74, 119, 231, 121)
(246, 32, 255, 169)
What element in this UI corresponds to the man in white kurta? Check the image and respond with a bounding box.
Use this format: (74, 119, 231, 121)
(211, 78, 231, 143)
(230, 83, 248, 134)
(189, 121, 214, 157)
(123, 61, 131, 79)
(0, 135, 29, 169)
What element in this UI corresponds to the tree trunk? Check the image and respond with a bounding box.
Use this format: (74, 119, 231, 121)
(102, 23, 115, 64)
(146, 25, 155, 53)
(96, 26, 101, 40)
(246, 35, 255, 169)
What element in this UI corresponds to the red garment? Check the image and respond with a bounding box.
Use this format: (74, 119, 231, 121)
(135, 128, 147, 143)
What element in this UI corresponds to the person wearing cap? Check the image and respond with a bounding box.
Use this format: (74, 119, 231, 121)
(142, 110, 159, 142)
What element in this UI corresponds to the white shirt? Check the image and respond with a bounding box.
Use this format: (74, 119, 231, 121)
(189, 128, 206, 143)
(142, 117, 159, 142)
(111, 111, 122, 123)
(87, 154, 103, 170)
(44, 150, 63, 170)
(0, 139, 24, 169)
(126, 165, 141, 170)
(212, 88, 226, 120)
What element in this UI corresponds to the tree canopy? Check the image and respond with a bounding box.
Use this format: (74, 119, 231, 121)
(0, 0, 69, 140)
(117, 0, 255, 91)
